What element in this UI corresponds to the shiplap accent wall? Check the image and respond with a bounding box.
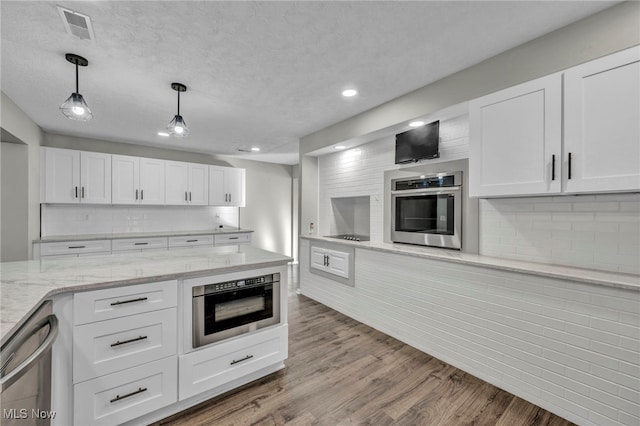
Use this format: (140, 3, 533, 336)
(317, 115, 469, 242)
(300, 239, 640, 426)
(480, 194, 640, 275)
(41, 205, 239, 237)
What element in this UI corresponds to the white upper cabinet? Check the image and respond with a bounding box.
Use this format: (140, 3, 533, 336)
(209, 165, 245, 207)
(112, 155, 165, 205)
(469, 74, 562, 197)
(42, 147, 111, 204)
(563, 46, 640, 193)
(469, 46, 640, 198)
(165, 161, 208, 205)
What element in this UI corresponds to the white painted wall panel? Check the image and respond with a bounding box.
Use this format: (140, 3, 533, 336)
(300, 240, 640, 426)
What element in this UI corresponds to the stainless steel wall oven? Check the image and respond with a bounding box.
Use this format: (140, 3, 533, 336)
(192, 273, 280, 348)
(391, 172, 462, 250)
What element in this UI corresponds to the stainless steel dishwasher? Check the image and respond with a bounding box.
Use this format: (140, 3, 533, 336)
(1, 301, 58, 426)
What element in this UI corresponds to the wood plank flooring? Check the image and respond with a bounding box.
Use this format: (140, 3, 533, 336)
(155, 267, 575, 426)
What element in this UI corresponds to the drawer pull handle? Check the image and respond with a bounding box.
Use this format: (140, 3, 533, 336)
(110, 297, 148, 306)
(134, 242, 149, 246)
(186, 239, 198, 243)
(68, 245, 86, 249)
(228, 237, 239, 240)
(110, 387, 147, 403)
(230, 354, 253, 365)
(110, 335, 148, 347)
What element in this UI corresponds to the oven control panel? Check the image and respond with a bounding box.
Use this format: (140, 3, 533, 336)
(196, 273, 278, 296)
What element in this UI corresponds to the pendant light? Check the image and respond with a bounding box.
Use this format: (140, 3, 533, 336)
(167, 82, 190, 137)
(59, 53, 93, 121)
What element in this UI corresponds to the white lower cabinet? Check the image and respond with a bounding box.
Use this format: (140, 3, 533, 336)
(111, 237, 168, 253)
(310, 246, 350, 279)
(168, 234, 214, 248)
(73, 356, 177, 426)
(178, 325, 288, 401)
(214, 233, 252, 246)
(37, 240, 111, 259)
(73, 308, 177, 383)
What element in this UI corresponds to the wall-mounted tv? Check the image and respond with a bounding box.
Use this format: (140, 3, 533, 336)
(394, 120, 440, 164)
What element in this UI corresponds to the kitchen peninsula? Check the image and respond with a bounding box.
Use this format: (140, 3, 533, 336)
(1, 245, 291, 426)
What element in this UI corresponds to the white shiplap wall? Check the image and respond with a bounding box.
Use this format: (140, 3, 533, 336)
(318, 115, 469, 242)
(41, 205, 239, 237)
(480, 194, 640, 275)
(300, 239, 640, 426)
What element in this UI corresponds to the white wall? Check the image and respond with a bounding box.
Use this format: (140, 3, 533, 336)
(0, 92, 43, 260)
(0, 143, 28, 261)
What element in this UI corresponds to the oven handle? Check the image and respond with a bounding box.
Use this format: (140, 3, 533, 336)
(391, 187, 460, 196)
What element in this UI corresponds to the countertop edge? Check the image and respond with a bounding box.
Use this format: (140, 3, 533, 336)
(300, 235, 640, 291)
(33, 228, 254, 243)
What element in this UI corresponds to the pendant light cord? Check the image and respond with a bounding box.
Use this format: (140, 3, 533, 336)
(75, 61, 79, 94)
(177, 90, 181, 115)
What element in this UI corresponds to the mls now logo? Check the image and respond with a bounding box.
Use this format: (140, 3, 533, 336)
(3, 409, 56, 419)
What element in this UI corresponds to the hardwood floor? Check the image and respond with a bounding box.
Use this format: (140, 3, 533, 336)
(156, 266, 574, 426)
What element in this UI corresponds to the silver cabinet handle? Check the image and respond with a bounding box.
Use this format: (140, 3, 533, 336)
(229, 193, 231, 203)
(81, 187, 85, 198)
(228, 237, 239, 240)
(110, 335, 147, 347)
(110, 297, 148, 306)
(140, 189, 144, 200)
(68, 245, 86, 249)
(75, 186, 78, 198)
(0, 314, 58, 391)
(185, 191, 188, 201)
(230, 354, 253, 365)
(189, 192, 192, 201)
(186, 239, 198, 243)
(135, 189, 139, 200)
(134, 242, 148, 246)
(110, 387, 147, 404)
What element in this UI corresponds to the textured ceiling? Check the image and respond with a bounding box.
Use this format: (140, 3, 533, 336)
(1, 1, 616, 165)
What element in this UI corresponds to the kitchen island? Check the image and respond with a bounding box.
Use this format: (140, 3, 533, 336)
(1, 245, 291, 426)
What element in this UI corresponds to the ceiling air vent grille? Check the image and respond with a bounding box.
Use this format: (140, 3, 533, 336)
(57, 6, 95, 41)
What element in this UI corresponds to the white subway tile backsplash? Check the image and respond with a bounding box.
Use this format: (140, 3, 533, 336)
(41, 204, 239, 237)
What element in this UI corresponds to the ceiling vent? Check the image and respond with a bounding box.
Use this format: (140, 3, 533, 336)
(57, 6, 95, 41)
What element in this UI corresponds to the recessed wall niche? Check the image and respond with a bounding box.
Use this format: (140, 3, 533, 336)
(329, 196, 370, 238)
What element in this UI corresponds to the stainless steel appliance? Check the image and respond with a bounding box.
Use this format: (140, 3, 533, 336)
(391, 172, 462, 250)
(192, 273, 280, 348)
(1, 301, 58, 426)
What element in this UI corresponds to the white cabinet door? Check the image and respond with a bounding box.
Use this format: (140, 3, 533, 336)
(226, 167, 245, 207)
(310, 246, 328, 271)
(80, 151, 112, 204)
(42, 147, 80, 203)
(140, 157, 165, 204)
(208, 166, 227, 205)
(165, 160, 189, 205)
(112, 155, 139, 204)
(469, 73, 562, 197)
(564, 46, 640, 193)
(188, 163, 209, 205)
(327, 250, 349, 279)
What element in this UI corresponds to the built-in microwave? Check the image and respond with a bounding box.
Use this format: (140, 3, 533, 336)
(192, 273, 280, 348)
(391, 172, 462, 250)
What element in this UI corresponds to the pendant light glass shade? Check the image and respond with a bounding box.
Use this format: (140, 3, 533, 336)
(167, 114, 190, 137)
(60, 92, 93, 121)
(167, 82, 189, 137)
(60, 53, 92, 122)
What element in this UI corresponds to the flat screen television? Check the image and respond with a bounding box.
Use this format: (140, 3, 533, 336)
(395, 120, 440, 164)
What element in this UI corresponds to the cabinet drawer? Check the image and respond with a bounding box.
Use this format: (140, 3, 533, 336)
(179, 325, 287, 400)
(214, 233, 252, 246)
(74, 308, 177, 383)
(168, 234, 214, 248)
(74, 356, 177, 426)
(74, 280, 177, 325)
(111, 237, 168, 252)
(39, 239, 111, 257)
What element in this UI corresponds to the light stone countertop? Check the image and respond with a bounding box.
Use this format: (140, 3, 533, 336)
(301, 235, 640, 291)
(0, 245, 291, 342)
(33, 228, 253, 243)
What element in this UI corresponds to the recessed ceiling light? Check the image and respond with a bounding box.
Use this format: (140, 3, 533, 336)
(157, 131, 170, 137)
(341, 89, 357, 98)
(409, 121, 425, 127)
(335, 145, 346, 150)
(251, 147, 261, 152)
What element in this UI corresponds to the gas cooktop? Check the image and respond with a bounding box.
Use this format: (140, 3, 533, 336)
(325, 234, 370, 242)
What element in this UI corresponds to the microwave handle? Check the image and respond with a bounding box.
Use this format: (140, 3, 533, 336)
(391, 187, 460, 196)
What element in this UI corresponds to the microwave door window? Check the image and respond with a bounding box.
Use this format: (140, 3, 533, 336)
(216, 296, 265, 321)
(396, 195, 455, 235)
(204, 284, 273, 335)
